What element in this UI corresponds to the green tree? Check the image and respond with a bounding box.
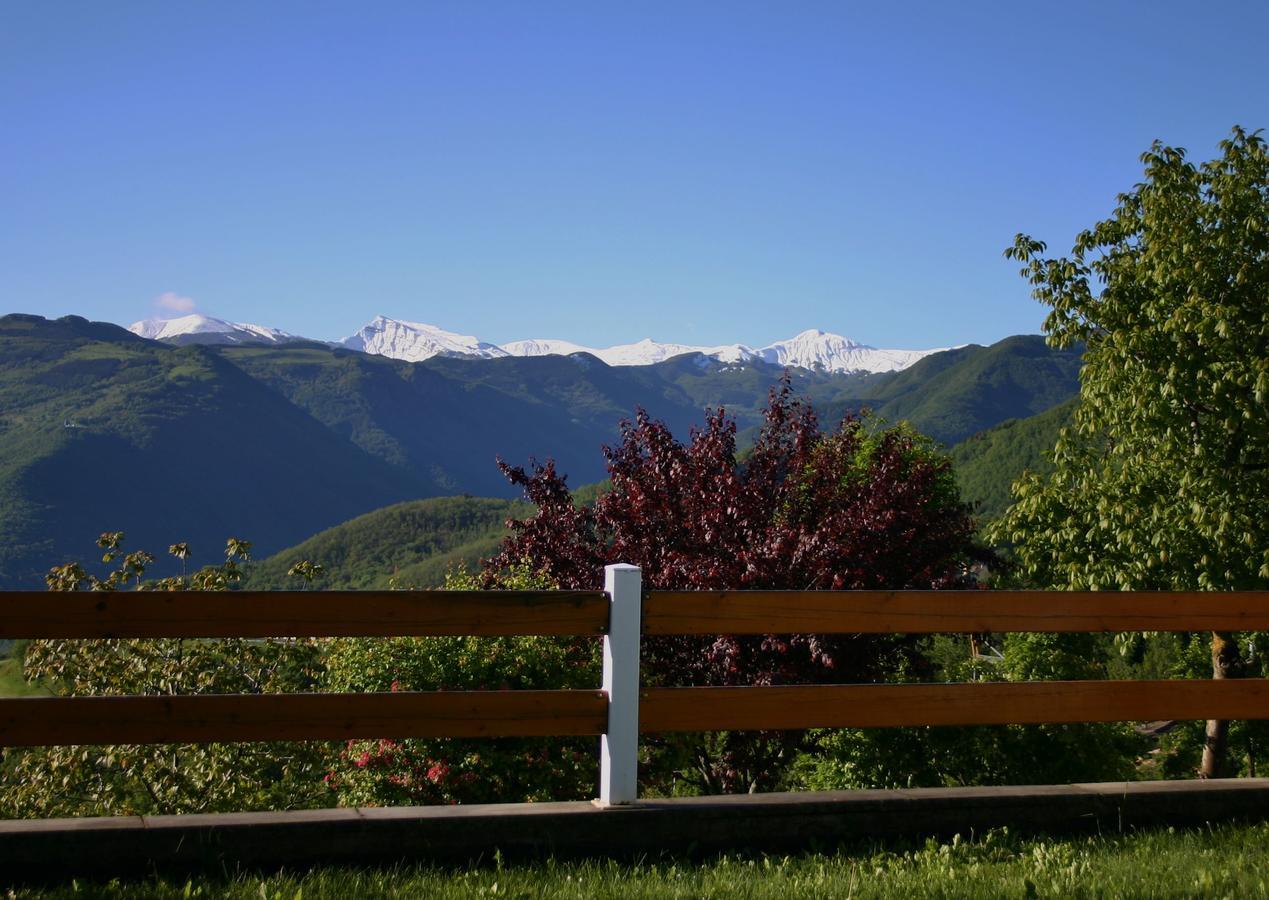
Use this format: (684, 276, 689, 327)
(0, 534, 331, 818)
(994, 127, 1269, 777)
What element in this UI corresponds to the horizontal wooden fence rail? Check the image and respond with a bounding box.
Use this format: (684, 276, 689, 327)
(642, 590, 1269, 635)
(0, 690, 608, 747)
(0, 590, 609, 639)
(8, 589, 1268, 641)
(7, 680, 1267, 748)
(639, 680, 1269, 732)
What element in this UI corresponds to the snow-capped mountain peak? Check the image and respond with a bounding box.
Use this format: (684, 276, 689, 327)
(128, 314, 299, 346)
(338, 316, 946, 373)
(500, 338, 592, 357)
(592, 338, 703, 366)
(757, 329, 919, 372)
(792, 328, 862, 348)
(498, 335, 758, 367)
(339, 315, 508, 362)
(502, 328, 935, 373)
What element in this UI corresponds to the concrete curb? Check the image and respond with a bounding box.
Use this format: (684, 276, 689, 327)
(3, 780, 1269, 880)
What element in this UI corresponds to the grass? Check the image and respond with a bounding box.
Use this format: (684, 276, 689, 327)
(6, 822, 1269, 898)
(0, 647, 49, 697)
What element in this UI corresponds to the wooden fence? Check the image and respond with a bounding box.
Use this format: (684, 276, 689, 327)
(3, 565, 1269, 806)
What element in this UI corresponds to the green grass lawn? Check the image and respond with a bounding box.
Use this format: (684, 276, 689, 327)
(0, 652, 49, 697)
(8, 821, 1269, 898)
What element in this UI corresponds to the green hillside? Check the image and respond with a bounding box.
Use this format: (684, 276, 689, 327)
(847, 335, 1083, 446)
(950, 397, 1078, 522)
(0, 315, 1083, 587)
(648, 353, 872, 426)
(220, 346, 710, 498)
(0, 315, 426, 587)
(246, 495, 530, 590)
(732, 336, 1083, 448)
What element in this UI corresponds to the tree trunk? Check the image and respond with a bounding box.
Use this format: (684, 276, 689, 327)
(1199, 630, 1240, 778)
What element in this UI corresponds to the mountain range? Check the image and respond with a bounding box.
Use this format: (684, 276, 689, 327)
(2, 313, 1083, 588)
(129, 315, 300, 346)
(129, 314, 949, 375)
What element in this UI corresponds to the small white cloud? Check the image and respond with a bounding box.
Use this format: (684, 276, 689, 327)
(155, 291, 196, 315)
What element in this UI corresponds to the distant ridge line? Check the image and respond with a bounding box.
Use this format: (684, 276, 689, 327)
(129, 313, 953, 374)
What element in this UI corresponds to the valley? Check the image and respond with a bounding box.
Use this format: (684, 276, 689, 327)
(0, 313, 1080, 588)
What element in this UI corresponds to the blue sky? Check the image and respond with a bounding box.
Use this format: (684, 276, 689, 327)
(2, 1, 1266, 349)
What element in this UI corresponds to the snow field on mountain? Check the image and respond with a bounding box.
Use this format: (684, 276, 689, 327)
(130, 314, 948, 375)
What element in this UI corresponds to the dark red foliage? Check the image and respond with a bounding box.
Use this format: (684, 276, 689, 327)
(485, 381, 989, 792)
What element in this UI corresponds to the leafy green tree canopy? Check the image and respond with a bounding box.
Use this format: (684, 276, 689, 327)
(996, 127, 1269, 592)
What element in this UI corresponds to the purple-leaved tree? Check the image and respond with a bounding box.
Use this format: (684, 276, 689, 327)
(486, 382, 989, 793)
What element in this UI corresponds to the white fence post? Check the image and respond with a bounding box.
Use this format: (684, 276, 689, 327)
(598, 563, 642, 806)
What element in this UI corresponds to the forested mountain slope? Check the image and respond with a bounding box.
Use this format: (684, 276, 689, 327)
(224, 346, 709, 498)
(0, 314, 1084, 587)
(245, 496, 529, 590)
(0, 315, 424, 587)
(842, 335, 1083, 445)
(950, 398, 1078, 521)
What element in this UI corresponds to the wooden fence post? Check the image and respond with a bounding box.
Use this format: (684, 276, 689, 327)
(598, 563, 642, 806)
